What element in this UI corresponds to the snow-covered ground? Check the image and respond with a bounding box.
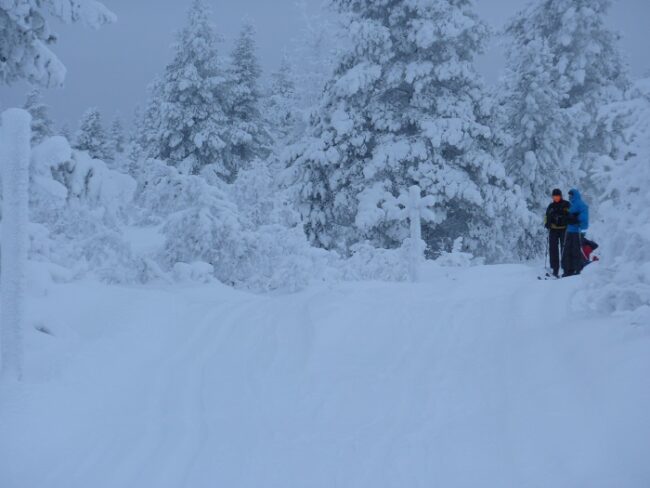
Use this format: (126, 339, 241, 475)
(1, 263, 649, 488)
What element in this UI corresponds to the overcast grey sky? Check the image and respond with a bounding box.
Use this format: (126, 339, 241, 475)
(1, 0, 648, 128)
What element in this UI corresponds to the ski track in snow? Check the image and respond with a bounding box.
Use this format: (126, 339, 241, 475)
(1, 264, 649, 487)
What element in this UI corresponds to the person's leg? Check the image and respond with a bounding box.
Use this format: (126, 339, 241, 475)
(576, 233, 587, 274)
(558, 229, 566, 272)
(561, 232, 572, 276)
(563, 232, 578, 277)
(549, 229, 560, 276)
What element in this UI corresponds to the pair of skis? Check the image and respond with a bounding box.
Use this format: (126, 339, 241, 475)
(537, 272, 559, 281)
(538, 257, 598, 280)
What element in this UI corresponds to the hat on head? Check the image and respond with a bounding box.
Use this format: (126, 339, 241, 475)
(551, 189, 562, 197)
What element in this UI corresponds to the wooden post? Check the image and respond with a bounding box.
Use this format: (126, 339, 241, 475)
(407, 185, 423, 282)
(0, 109, 31, 381)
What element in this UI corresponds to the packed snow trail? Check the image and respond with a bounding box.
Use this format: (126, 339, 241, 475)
(1, 264, 649, 487)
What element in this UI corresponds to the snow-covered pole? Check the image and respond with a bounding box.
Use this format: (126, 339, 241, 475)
(407, 185, 424, 282)
(0, 109, 32, 381)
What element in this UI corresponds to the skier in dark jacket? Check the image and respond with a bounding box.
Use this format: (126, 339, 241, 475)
(562, 188, 590, 277)
(544, 189, 570, 278)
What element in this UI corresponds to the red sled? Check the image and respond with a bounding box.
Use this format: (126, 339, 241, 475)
(582, 237, 600, 263)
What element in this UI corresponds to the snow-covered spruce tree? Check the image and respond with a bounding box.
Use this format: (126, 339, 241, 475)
(128, 87, 166, 178)
(0, 0, 115, 87)
(500, 33, 578, 223)
(23, 88, 54, 144)
(109, 116, 126, 154)
(264, 54, 301, 146)
(60, 122, 73, 141)
(291, 0, 341, 113)
(129, 80, 162, 167)
(506, 0, 628, 190)
(146, 0, 230, 178)
(290, 0, 528, 260)
(226, 21, 271, 176)
(74, 107, 112, 160)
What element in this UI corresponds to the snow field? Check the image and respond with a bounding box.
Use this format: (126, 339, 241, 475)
(1, 263, 649, 487)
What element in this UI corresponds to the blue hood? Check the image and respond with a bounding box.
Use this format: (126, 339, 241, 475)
(568, 188, 589, 233)
(569, 188, 583, 202)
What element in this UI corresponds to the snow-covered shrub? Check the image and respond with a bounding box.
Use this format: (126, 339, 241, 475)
(232, 158, 302, 228)
(579, 79, 650, 322)
(343, 242, 409, 282)
(240, 224, 334, 292)
(29, 136, 70, 223)
(55, 151, 135, 221)
(56, 209, 140, 283)
(32, 136, 126, 222)
(230, 159, 275, 226)
(134, 159, 192, 223)
(136, 159, 316, 291)
(28, 135, 141, 283)
(434, 237, 477, 268)
(232, 160, 333, 291)
(160, 180, 245, 286)
(173, 262, 215, 284)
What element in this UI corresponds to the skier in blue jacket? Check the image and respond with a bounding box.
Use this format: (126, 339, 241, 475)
(561, 188, 589, 276)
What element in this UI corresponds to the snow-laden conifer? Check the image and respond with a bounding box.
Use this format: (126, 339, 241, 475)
(506, 0, 629, 190)
(499, 33, 579, 227)
(145, 0, 230, 177)
(265, 54, 301, 146)
(291, 0, 527, 260)
(74, 107, 112, 160)
(23, 89, 54, 145)
(0, 0, 115, 87)
(109, 116, 126, 154)
(226, 21, 271, 177)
